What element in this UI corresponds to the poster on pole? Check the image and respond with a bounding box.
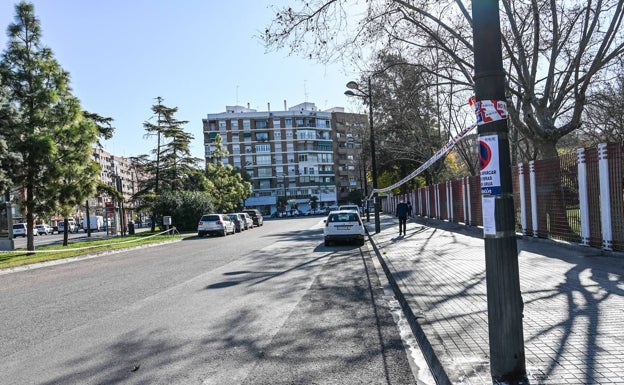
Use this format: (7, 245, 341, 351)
(479, 134, 501, 196)
(482, 196, 497, 236)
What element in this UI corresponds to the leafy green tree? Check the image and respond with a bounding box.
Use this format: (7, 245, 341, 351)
(55, 110, 100, 245)
(205, 134, 252, 212)
(152, 191, 213, 232)
(0, 2, 99, 250)
(83, 111, 115, 146)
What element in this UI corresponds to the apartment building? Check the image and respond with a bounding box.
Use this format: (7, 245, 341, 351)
(203, 102, 367, 215)
(92, 147, 137, 204)
(329, 110, 369, 204)
(90, 147, 138, 229)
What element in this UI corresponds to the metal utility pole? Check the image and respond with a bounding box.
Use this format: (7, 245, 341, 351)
(345, 78, 381, 233)
(367, 77, 381, 234)
(472, 1, 528, 383)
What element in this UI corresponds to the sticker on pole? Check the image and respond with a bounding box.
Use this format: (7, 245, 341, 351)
(474, 99, 507, 125)
(479, 135, 501, 196)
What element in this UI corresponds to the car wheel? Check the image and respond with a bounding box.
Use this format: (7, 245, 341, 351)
(198, 232, 205, 238)
(358, 239, 365, 246)
(222, 229, 227, 236)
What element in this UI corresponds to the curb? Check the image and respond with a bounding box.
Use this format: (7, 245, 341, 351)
(365, 219, 452, 385)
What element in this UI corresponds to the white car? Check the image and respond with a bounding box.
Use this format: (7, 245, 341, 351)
(12, 223, 29, 237)
(338, 204, 361, 214)
(36, 224, 52, 235)
(197, 214, 235, 237)
(323, 210, 366, 247)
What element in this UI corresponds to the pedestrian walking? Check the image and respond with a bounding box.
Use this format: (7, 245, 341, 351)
(407, 200, 413, 217)
(396, 199, 408, 235)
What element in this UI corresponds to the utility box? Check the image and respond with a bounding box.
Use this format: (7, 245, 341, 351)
(163, 216, 172, 226)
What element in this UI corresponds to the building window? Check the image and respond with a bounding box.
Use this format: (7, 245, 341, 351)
(256, 132, 268, 141)
(255, 120, 268, 129)
(231, 120, 239, 129)
(318, 153, 333, 163)
(317, 119, 330, 128)
(297, 129, 316, 140)
(256, 155, 271, 165)
(285, 118, 292, 128)
(298, 154, 308, 162)
(257, 167, 272, 177)
(273, 119, 281, 128)
(218, 121, 227, 130)
(274, 131, 282, 139)
(243, 120, 251, 130)
(256, 144, 270, 153)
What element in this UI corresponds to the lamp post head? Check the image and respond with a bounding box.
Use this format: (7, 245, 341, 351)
(344, 90, 356, 97)
(346, 81, 359, 90)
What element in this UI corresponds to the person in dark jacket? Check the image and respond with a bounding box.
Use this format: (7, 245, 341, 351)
(396, 199, 409, 235)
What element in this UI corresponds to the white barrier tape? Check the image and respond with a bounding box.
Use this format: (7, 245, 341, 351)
(0, 227, 179, 254)
(368, 122, 477, 199)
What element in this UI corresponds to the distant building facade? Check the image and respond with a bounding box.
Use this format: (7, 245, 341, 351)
(92, 147, 137, 204)
(203, 102, 367, 215)
(329, 110, 369, 205)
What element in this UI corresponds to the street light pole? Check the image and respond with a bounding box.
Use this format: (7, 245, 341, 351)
(345, 78, 381, 233)
(366, 77, 381, 233)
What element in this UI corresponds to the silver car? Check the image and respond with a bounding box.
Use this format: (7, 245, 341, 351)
(236, 212, 253, 230)
(197, 214, 235, 237)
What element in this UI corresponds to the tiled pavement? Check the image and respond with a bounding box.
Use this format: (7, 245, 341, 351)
(365, 214, 624, 385)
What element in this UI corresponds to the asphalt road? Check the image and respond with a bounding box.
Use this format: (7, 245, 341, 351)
(0, 217, 419, 385)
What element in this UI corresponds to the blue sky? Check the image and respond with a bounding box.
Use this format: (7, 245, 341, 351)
(0, 0, 361, 160)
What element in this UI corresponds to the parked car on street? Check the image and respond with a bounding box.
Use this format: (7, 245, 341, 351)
(243, 209, 264, 227)
(236, 212, 253, 230)
(12, 223, 28, 237)
(36, 224, 52, 235)
(323, 210, 366, 247)
(197, 214, 235, 237)
(58, 220, 79, 234)
(228, 213, 245, 233)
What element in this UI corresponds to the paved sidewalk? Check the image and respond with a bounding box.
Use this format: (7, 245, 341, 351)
(365, 214, 624, 385)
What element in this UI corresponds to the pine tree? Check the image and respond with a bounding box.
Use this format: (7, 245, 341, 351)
(136, 97, 204, 231)
(0, 2, 99, 250)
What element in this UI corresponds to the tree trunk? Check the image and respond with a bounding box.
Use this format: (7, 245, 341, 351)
(26, 187, 35, 252)
(62, 218, 69, 246)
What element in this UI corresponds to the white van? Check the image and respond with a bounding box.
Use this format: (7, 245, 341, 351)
(82, 215, 104, 231)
